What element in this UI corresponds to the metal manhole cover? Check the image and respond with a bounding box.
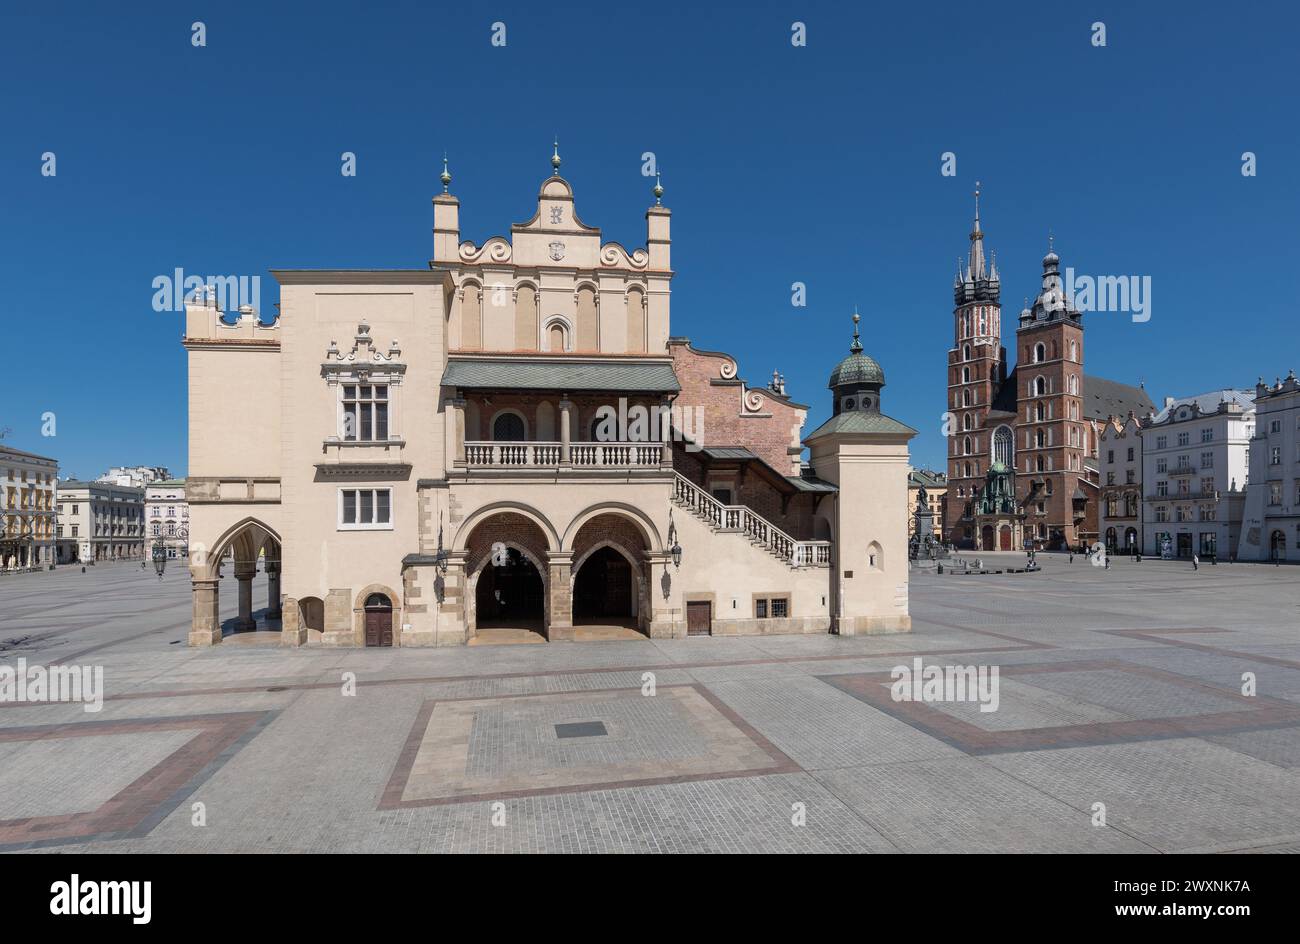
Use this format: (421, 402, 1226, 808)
(554, 721, 607, 739)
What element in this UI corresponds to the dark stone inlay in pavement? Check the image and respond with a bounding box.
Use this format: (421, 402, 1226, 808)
(555, 721, 608, 739)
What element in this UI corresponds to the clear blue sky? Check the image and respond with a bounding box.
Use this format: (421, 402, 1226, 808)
(2, 0, 1295, 478)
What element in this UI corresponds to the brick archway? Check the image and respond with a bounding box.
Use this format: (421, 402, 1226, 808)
(463, 512, 553, 640)
(570, 513, 650, 634)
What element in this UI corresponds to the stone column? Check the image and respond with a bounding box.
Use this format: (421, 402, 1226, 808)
(644, 552, 679, 638)
(189, 576, 222, 646)
(546, 551, 574, 641)
(446, 396, 466, 464)
(559, 397, 573, 464)
(265, 561, 282, 620)
(233, 561, 257, 632)
(436, 552, 469, 646)
(280, 596, 305, 647)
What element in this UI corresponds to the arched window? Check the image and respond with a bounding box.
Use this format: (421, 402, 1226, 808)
(963, 414, 973, 431)
(962, 390, 971, 407)
(1035, 455, 1045, 472)
(544, 317, 570, 352)
(492, 411, 526, 441)
(963, 435, 972, 455)
(1035, 402, 1045, 421)
(1036, 428, 1046, 448)
(1034, 342, 1046, 363)
(962, 366, 970, 383)
(1069, 340, 1077, 361)
(1069, 374, 1079, 395)
(993, 426, 1013, 466)
(1034, 376, 1047, 396)
(963, 344, 971, 361)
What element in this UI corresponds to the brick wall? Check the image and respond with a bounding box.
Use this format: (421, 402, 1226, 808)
(669, 340, 807, 476)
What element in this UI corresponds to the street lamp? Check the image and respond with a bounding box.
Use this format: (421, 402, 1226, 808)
(433, 517, 449, 575)
(667, 510, 682, 569)
(152, 537, 167, 578)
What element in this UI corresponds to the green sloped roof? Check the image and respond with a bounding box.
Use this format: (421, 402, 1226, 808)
(804, 410, 917, 441)
(443, 357, 680, 393)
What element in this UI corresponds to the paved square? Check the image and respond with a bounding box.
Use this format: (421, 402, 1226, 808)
(2, 555, 1298, 853)
(384, 685, 795, 806)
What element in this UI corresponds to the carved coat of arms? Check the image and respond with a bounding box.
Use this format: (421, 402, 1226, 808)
(548, 241, 565, 262)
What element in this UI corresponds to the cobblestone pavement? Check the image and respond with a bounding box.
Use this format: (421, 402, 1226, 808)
(1, 555, 1298, 853)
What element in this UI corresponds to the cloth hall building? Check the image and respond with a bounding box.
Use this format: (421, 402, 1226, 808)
(183, 153, 915, 647)
(944, 194, 1154, 551)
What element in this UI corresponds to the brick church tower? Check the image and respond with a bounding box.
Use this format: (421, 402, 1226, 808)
(1012, 243, 1089, 549)
(943, 186, 1005, 543)
(943, 189, 1123, 552)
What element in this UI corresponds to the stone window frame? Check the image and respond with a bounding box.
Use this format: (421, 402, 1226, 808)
(752, 592, 791, 619)
(337, 487, 395, 531)
(321, 327, 407, 447)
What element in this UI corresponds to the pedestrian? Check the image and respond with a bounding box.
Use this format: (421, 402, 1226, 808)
(1069, 551, 1074, 564)
(1105, 556, 1110, 570)
(1193, 553, 1199, 571)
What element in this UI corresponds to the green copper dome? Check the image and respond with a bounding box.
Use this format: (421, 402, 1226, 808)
(828, 350, 885, 388)
(828, 312, 885, 388)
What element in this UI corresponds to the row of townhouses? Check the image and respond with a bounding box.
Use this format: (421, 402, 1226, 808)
(1099, 374, 1299, 560)
(0, 444, 184, 571)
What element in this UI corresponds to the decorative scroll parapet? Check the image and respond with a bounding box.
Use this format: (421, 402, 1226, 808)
(457, 237, 512, 264)
(599, 243, 649, 270)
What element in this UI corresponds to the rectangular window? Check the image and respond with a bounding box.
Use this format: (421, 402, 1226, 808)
(1269, 483, 1282, 505)
(1157, 458, 1167, 473)
(339, 488, 393, 529)
(1271, 447, 1281, 465)
(1177, 432, 1189, 447)
(1157, 481, 1168, 496)
(1201, 428, 1213, 443)
(771, 598, 788, 619)
(1201, 451, 1213, 468)
(342, 384, 390, 442)
(1127, 447, 1134, 461)
(1156, 436, 1167, 450)
(755, 599, 767, 619)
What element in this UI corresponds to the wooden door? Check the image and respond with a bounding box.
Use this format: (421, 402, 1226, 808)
(686, 600, 711, 636)
(365, 609, 392, 647)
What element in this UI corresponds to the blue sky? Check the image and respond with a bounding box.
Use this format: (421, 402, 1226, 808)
(1, 0, 1295, 477)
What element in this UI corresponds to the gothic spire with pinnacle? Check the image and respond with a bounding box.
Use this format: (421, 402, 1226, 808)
(968, 180, 986, 280)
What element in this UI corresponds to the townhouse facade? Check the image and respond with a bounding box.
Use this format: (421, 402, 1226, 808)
(56, 480, 146, 562)
(0, 445, 59, 570)
(1238, 372, 1300, 561)
(1098, 414, 1143, 553)
(1139, 391, 1254, 559)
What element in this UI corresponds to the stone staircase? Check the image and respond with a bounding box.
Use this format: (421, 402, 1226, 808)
(671, 473, 831, 569)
